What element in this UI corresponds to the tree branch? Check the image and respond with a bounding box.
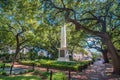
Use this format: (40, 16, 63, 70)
(66, 17, 106, 38)
(46, 0, 76, 20)
(19, 39, 30, 46)
(61, 0, 65, 8)
(86, 40, 102, 52)
(111, 23, 120, 31)
(20, 45, 28, 51)
(15, 27, 25, 37)
(79, 18, 97, 22)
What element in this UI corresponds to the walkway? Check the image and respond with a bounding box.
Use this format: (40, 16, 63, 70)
(70, 60, 120, 80)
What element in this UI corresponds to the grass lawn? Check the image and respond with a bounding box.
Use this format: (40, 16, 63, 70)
(0, 75, 41, 80)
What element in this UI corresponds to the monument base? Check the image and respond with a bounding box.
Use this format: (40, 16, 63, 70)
(57, 57, 69, 61)
(57, 48, 70, 62)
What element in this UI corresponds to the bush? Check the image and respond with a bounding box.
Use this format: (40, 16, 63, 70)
(0, 70, 7, 75)
(0, 63, 11, 68)
(47, 72, 67, 80)
(5, 63, 11, 67)
(37, 56, 52, 60)
(19, 61, 34, 66)
(3, 60, 12, 63)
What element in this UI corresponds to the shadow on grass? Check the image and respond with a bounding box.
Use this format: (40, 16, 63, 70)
(0, 76, 41, 80)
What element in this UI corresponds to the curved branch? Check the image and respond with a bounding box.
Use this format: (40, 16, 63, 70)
(61, 0, 65, 8)
(46, 0, 76, 20)
(66, 17, 105, 38)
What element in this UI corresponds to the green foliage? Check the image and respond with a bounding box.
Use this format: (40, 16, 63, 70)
(47, 72, 67, 80)
(0, 63, 11, 68)
(0, 70, 6, 75)
(0, 53, 9, 58)
(92, 52, 101, 59)
(19, 60, 34, 66)
(40, 71, 50, 78)
(0, 53, 12, 62)
(27, 52, 37, 60)
(0, 76, 41, 80)
(0, 0, 88, 60)
(20, 59, 92, 71)
(40, 0, 120, 55)
(34, 70, 49, 78)
(1, 0, 120, 66)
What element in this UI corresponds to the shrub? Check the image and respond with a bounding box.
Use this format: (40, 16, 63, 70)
(5, 63, 11, 67)
(0, 63, 10, 68)
(0, 70, 7, 75)
(19, 61, 34, 66)
(20, 59, 92, 71)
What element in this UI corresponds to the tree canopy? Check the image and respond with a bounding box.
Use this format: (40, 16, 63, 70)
(0, 0, 120, 74)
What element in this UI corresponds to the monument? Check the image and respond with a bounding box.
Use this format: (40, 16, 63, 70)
(57, 25, 69, 61)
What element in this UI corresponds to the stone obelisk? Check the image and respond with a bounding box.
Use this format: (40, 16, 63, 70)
(57, 25, 69, 61)
(61, 25, 66, 48)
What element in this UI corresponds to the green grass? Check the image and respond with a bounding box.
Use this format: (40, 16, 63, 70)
(0, 76, 41, 80)
(47, 72, 67, 80)
(33, 70, 49, 78)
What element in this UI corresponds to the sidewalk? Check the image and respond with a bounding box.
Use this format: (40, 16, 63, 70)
(70, 60, 120, 80)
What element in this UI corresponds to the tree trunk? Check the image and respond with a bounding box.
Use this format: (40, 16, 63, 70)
(10, 62, 14, 75)
(106, 35, 120, 74)
(66, 15, 120, 74)
(10, 52, 17, 74)
(10, 47, 19, 75)
(20, 52, 22, 60)
(70, 46, 75, 60)
(102, 49, 109, 63)
(10, 54, 15, 75)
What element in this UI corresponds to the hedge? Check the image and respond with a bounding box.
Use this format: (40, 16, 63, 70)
(19, 59, 92, 71)
(0, 62, 11, 68)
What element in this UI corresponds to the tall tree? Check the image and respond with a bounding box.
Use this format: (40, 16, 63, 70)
(41, 0, 120, 74)
(0, 0, 40, 74)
